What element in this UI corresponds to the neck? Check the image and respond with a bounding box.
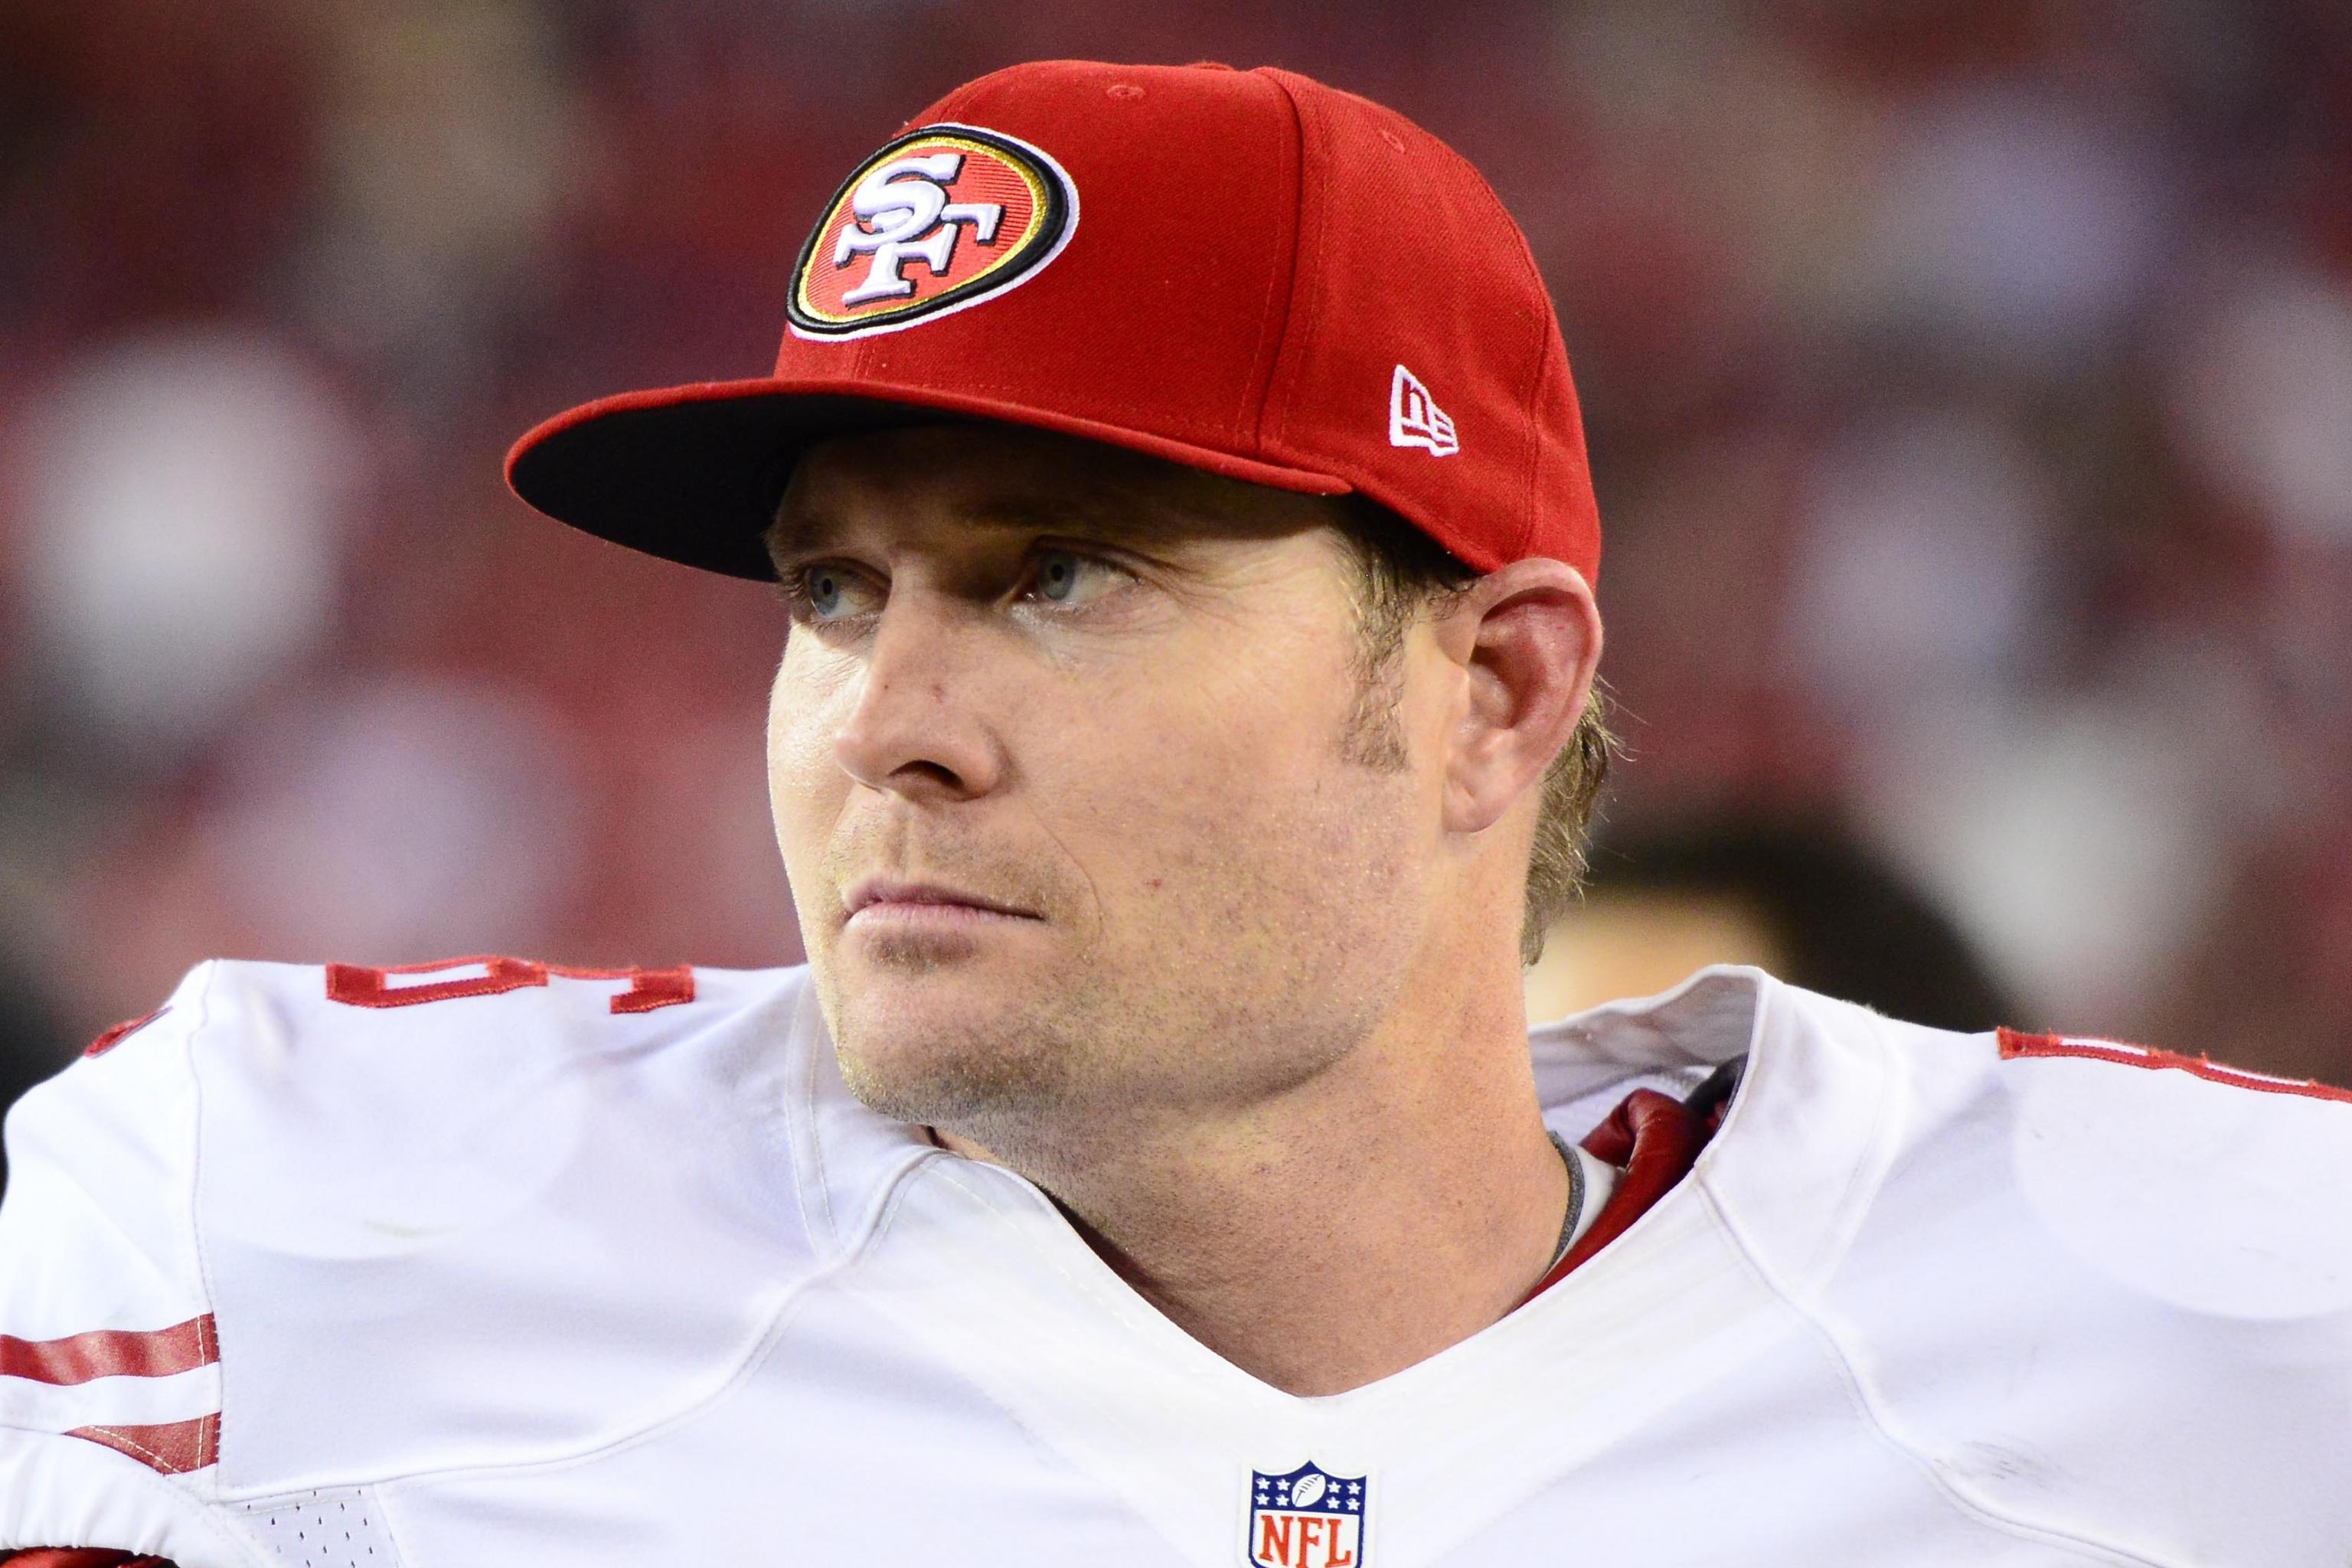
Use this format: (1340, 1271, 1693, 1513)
(933, 946, 1566, 1396)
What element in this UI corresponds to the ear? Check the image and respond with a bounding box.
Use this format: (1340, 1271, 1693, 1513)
(1432, 558, 1602, 835)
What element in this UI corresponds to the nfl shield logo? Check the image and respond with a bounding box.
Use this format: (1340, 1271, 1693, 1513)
(1246, 1462, 1367, 1567)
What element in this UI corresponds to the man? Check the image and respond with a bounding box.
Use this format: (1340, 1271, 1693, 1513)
(3, 59, 2349, 1568)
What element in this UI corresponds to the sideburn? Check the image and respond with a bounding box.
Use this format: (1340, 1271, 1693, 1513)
(1338, 639, 1413, 773)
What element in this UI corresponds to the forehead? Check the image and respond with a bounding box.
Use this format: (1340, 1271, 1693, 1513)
(768, 420, 1345, 559)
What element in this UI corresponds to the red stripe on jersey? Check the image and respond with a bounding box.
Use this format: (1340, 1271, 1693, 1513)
(64, 1412, 218, 1475)
(1998, 1028, 2352, 1106)
(0, 1315, 217, 1387)
(0, 1551, 180, 1566)
(82, 1008, 168, 1060)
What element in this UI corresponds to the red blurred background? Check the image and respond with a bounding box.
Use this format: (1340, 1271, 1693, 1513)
(3, 0, 2349, 1138)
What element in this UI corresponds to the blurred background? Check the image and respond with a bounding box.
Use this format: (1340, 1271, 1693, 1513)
(4, 0, 2350, 1173)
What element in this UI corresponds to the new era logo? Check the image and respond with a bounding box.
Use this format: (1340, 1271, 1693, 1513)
(1388, 364, 1458, 457)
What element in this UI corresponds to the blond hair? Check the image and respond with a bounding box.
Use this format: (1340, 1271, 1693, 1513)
(1330, 498, 1615, 966)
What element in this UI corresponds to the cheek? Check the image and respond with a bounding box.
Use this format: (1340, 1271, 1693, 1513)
(1075, 645, 1402, 914)
(765, 652, 848, 867)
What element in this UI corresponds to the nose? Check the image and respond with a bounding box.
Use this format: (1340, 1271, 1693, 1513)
(828, 596, 1005, 803)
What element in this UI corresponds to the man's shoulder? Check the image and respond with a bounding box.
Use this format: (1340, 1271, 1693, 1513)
(7, 955, 831, 1250)
(1906, 1015, 2352, 1313)
(190, 949, 808, 1056)
(191, 951, 805, 1102)
(1738, 982, 2352, 1295)
(0, 953, 908, 1517)
(1713, 983, 2352, 1559)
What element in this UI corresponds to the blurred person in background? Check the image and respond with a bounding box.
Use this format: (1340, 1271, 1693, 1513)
(1527, 817, 2017, 1032)
(2, 47, 2349, 1567)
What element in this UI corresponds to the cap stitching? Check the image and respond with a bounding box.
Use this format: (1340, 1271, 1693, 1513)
(1243, 69, 1312, 456)
(1255, 70, 1331, 455)
(1436, 137, 1556, 563)
(1514, 327, 1551, 561)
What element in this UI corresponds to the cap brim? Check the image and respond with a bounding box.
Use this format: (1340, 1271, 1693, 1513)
(505, 377, 1356, 581)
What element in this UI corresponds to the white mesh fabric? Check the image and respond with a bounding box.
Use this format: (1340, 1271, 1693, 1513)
(232, 1486, 401, 1568)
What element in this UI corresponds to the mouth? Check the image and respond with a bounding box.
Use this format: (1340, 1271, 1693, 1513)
(841, 876, 1041, 925)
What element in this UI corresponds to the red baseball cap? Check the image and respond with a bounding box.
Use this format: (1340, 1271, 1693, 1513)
(505, 60, 1601, 583)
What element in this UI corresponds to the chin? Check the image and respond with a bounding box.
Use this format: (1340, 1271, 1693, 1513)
(827, 996, 1074, 1131)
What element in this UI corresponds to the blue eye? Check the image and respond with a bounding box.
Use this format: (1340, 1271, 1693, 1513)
(805, 566, 846, 616)
(1037, 550, 1081, 603)
(782, 564, 876, 622)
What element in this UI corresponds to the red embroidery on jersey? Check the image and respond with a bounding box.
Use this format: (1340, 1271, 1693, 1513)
(64, 1411, 217, 1475)
(82, 1007, 168, 1060)
(1521, 1089, 1711, 1304)
(545, 963, 698, 1014)
(0, 1314, 217, 1386)
(326, 955, 550, 1008)
(325, 957, 697, 1013)
(1998, 1028, 2352, 1106)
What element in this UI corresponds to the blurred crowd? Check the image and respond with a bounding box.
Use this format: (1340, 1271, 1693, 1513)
(3, 0, 2350, 1161)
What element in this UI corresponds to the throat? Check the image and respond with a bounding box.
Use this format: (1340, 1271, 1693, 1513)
(925, 1065, 1727, 1393)
(936, 1115, 1576, 1397)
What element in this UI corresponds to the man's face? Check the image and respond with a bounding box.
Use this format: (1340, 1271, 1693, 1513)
(765, 422, 1446, 1144)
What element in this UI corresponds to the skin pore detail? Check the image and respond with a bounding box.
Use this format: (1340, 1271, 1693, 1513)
(763, 420, 1602, 1396)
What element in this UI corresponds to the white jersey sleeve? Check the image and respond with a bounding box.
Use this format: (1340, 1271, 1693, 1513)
(0, 955, 841, 1567)
(0, 960, 256, 1565)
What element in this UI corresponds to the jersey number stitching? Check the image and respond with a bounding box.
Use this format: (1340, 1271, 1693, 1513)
(325, 956, 695, 1014)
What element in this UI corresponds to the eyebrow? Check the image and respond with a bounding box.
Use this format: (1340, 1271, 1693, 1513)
(766, 488, 1207, 564)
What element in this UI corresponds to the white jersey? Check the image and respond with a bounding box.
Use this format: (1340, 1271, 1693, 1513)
(3, 956, 2349, 1567)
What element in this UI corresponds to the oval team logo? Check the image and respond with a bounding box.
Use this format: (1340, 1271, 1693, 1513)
(788, 122, 1079, 339)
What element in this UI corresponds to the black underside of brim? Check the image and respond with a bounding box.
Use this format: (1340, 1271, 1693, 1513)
(510, 392, 965, 581)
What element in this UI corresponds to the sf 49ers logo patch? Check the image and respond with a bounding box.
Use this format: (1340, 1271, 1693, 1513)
(788, 122, 1078, 339)
(1247, 1462, 1367, 1567)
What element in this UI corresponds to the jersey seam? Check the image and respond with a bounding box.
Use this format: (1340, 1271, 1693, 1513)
(789, 980, 938, 1266)
(179, 960, 225, 1504)
(782, 975, 844, 1259)
(314, 1145, 925, 1493)
(1691, 1178, 2184, 1568)
(259, 1259, 854, 1498)
(374, 1478, 417, 1565)
(369, 1476, 420, 1560)
(0, 1419, 267, 1566)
